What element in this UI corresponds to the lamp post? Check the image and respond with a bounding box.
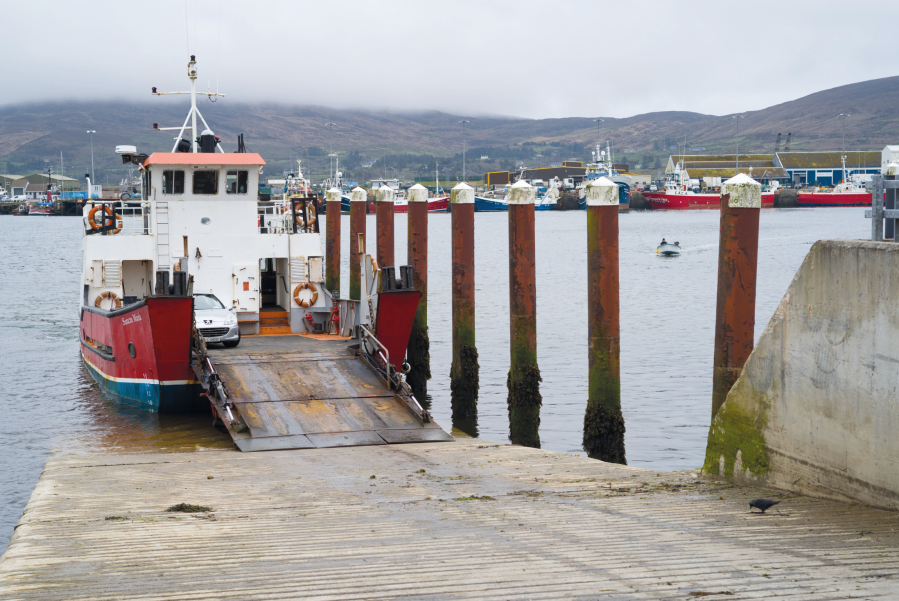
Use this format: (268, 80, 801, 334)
(732, 116, 743, 174)
(838, 113, 850, 181)
(325, 122, 335, 184)
(459, 120, 470, 182)
(593, 118, 604, 148)
(86, 130, 96, 182)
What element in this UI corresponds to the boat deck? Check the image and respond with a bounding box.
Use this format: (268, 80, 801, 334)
(204, 335, 451, 451)
(2, 439, 898, 599)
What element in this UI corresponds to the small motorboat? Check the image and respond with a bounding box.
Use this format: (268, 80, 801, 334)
(656, 242, 681, 256)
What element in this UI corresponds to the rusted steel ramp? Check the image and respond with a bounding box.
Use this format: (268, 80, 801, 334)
(196, 334, 452, 452)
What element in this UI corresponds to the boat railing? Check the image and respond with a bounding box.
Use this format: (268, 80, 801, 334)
(83, 201, 153, 236)
(257, 198, 319, 235)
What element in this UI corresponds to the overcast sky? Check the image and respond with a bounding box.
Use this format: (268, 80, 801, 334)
(2, 0, 895, 119)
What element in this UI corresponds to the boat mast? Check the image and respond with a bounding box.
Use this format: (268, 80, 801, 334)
(152, 56, 225, 153)
(189, 57, 198, 152)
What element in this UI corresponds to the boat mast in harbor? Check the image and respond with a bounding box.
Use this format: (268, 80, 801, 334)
(152, 55, 225, 152)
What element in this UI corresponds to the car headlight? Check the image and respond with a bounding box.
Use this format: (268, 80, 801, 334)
(225, 316, 237, 327)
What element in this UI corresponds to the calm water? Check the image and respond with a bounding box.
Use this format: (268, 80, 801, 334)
(0, 208, 869, 550)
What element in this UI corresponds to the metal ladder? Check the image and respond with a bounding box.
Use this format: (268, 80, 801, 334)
(156, 202, 170, 272)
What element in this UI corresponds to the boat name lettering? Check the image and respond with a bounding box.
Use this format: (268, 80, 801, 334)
(122, 314, 142, 326)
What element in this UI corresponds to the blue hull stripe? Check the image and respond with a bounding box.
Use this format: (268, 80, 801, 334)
(82, 355, 206, 413)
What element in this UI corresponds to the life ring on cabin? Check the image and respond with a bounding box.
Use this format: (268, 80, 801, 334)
(293, 282, 318, 308)
(288, 200, 317, 226)
(94, 291, 123, 310)
(88, 205, 123, 234)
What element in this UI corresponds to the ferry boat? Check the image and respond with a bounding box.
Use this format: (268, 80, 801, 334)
(79, 56, 423, 413)
(578, 143, 631, 211)
(643, 161, 775, 209)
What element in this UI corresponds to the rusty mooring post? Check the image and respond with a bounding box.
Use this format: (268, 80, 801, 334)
(712, 173, 761, 419)
(349, 186, 367, 301)
(376, 185, 395, 268)
(325, 187, 341, 296)
(406, 183, 431, 405)
(506, 180, 541, 448)
(450, 182, 478, 433)
(582, 177, 625, 464)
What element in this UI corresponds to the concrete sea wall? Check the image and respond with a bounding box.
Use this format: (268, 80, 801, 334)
(704, 239, 899, 509)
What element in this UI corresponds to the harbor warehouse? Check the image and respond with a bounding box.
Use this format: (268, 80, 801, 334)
(667, 151, 881, 186)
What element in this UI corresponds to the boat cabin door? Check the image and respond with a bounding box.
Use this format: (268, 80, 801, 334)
(232, 262, 259, 313)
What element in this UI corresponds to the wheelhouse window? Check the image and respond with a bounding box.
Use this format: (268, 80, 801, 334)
(226, 170, 249, 194)
(162, 170, 184, 194)
(192, 170, 218, 195)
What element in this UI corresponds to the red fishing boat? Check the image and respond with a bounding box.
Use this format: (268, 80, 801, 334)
(643, 176, 775, 209)
(796, 182, 871, 206)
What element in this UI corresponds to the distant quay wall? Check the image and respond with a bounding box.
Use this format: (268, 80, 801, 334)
(705, 239, 899, 510)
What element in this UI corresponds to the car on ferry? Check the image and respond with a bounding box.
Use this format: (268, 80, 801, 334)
(194, 293, 241, 348)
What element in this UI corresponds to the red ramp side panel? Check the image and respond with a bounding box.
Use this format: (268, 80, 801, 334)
(375, 290, 421, 369)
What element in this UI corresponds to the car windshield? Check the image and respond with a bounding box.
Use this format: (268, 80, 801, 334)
(194, 294, 225, 310)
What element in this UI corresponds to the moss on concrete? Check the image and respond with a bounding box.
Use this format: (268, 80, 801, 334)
(703, 372, 770, 480)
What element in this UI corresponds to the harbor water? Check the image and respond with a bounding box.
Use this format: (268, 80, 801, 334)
(0, 208, 870, 550)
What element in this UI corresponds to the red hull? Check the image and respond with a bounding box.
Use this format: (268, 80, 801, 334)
(392, 197, 449, 213)
(644, 192, 775, 209)
(80, 296, 204, 412)
(796, 191, 871, 207)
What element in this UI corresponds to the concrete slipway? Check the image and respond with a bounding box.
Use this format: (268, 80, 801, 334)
(2, 439, 898, 599)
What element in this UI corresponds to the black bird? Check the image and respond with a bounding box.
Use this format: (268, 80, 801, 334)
(749, 498, 780, 513)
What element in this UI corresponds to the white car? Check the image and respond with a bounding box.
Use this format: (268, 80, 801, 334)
(194, 293, 240, 348)
(649, 184, 658, 192)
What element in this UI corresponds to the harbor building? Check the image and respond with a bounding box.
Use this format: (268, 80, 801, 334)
(666, 151, 882, 187)
(486, 160, 588, 187)
(776, 151, 880, 186)
(665, 154, 788, 187)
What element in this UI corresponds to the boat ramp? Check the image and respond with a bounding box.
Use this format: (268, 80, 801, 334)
(2, 439, 898, 599)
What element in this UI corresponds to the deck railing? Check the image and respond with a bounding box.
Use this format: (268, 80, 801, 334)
(257, 198, 319, 234)
(865, 175, 899, 242)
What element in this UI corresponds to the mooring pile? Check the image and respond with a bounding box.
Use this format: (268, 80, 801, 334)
(321, 173, 764, 463)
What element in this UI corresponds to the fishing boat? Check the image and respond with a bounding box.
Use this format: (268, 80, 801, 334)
(535, 182, 559, 211)
(578, 142, 631, 211)
(474, 191, 508, 212)
(656, 242, 681, 256)
(30, 201, 55, 216)
(13, 203, 30, 216)
(796, 156, 871, 206)
(79, 56, 428, 424)
(643, 162, 774, 209)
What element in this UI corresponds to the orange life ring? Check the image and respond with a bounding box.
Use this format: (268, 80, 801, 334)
(88, 205, 123, 234)
(293, 282, 318, 308)
(289, 200, 317, 226)
(94, 291, 123, 310)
